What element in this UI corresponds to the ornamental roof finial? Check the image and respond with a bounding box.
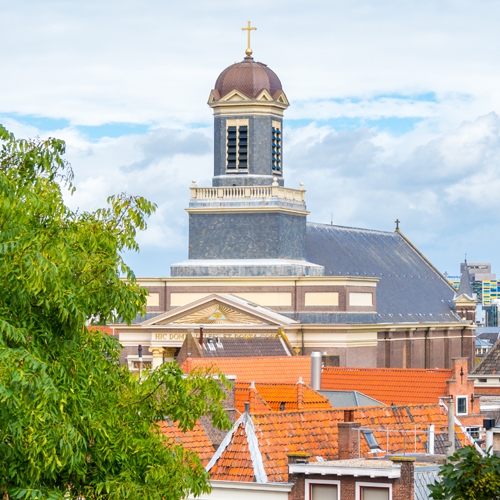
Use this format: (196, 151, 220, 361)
(242, 21, 257, 57)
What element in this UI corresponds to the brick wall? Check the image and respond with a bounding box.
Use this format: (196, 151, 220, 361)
(288, 467, 415, 500)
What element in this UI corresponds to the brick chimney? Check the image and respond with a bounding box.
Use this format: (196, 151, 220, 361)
(390, 457, 415, 500)
(338, 422, 360, 459)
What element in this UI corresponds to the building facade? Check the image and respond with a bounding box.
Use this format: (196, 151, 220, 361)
(115, 42, 475, 370)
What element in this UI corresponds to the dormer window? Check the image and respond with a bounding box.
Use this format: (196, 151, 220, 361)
(226, 119, 248, 171)
(271, 120, 282, 173)
(362, 430, 382, 452)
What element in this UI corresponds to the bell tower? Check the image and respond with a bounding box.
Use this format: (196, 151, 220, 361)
(170, 26, 324, 277)
(208, 41, 289, 187)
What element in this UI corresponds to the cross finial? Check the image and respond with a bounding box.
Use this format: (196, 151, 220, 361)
(395, 219, 400, 231)
(242, 21, 257, 57)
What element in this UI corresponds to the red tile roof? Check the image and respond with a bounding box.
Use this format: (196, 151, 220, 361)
(180, 356, 311, 384)
(89, 325, 115, 335)
(207, 404, 475, 483)
(235, 382, 332, 413)
(158, 420, 214, 466)
(321, 367, 453, 405)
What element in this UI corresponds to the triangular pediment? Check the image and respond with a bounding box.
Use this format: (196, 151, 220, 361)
(273, 90, 289, 106)
(141, 293, 298, 327)
(256, 89, 273, 101)
(454, 294, 476, 305)
(219, 89, 251, 102)
(170, 301, 265, 325)
(207, 89, 221, 104)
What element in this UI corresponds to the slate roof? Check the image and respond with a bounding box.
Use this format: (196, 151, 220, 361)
(320, 366, 453, 405)
(319, 390, 384, 407)
(158, 419, 214, 466)
(455, 262, 474, 300)
(206, 405, 475, 483)
(414, 467, 440, 500)
(472, 339, 500, 375)
(180, 356, 311, 384)
(476, 327, 500, 345)
(305, 223, 460, 323)
(235, 381, 332, 412)
(199, 336, 293, 357)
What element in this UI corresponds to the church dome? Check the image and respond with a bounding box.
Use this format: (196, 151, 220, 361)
(213, 56, 283, 100)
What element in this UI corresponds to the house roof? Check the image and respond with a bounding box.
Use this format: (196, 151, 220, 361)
(207, 404, 475, 483)
(476, 328, 500, 345)
(472, 339, 500, 375)
(199, 336, 293, 357)
(305, 223, 460, 324)
(321, 366, 453, 405)
(180, 356, 311, 384)
(235, 381, 332, 413)
(158, 419, 214, 466)
(319, 390, 384, 407)
(89, 325, 115, 335)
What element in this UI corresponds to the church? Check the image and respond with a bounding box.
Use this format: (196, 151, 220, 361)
(115, 27, 475, 371)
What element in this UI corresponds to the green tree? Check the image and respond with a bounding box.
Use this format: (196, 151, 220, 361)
(429, 445, 500, 500)
(0, 126, 231, 500)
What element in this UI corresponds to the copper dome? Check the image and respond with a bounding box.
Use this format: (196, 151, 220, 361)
(214, 56, 283, 100)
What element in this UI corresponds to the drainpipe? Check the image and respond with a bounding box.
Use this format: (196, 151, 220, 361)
(447, 396, 455, 457)
(427, 425, 435, 454)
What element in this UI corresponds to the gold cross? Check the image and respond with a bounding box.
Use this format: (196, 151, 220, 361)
(242, 21, 257, 57)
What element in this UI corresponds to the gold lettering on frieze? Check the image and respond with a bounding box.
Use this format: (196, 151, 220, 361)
(169, 333, 187, 340)
(154, 333, 168, 340)
(196, 333, 280, 340)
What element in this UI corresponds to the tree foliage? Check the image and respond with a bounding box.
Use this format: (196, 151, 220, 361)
(0, 126, 231, 500)
(429, 445, 500, 500)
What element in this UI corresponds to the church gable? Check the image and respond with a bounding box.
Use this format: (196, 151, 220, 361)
(141, 294, 293, 326)
(171, 302, 265, 325)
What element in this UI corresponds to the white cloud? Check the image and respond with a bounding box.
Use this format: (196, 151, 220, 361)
(2, 0, 500, 276)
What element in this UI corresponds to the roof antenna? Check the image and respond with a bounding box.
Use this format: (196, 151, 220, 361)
(331, 213, 333, 226)
(465, 253, 467, 264)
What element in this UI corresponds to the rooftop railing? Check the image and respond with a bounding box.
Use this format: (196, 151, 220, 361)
(189, 180, 306, 203)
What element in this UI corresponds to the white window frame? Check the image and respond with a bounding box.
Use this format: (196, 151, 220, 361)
(456, 395, 468, 415)
(226, 118, 249, 171)
(355, 481, 392, 500)
(305, 478, 340, 500)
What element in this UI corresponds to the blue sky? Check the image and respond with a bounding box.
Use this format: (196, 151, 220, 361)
(1, 0, 500, 277)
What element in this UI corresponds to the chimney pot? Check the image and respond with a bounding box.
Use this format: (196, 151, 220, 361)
(311, 351, 322, 390)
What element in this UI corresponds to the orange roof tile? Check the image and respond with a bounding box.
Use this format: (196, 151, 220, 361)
(207, 404, 475, 483)
(235, 382, 332, 413)
(180, 356, 311, 384)
(158, 419, 214, 466)
(321, 367, 453, 405)
(89, 325, 114, 335)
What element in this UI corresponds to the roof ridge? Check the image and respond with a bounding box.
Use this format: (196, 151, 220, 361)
(307, 221, 395, 235)
(206, 412, 268, 483)
(323, 366, 452, 373)
(395, 229, 457, 292)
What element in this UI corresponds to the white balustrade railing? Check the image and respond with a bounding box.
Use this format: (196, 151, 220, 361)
(190, 182, 306, 202)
